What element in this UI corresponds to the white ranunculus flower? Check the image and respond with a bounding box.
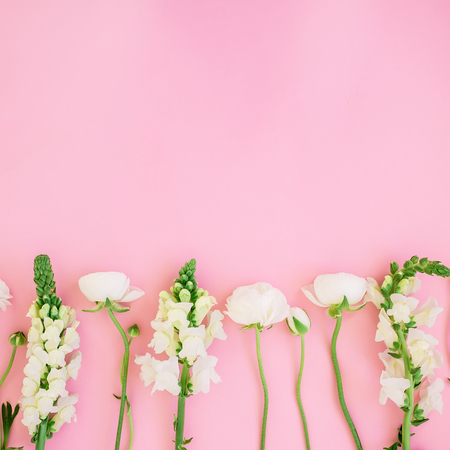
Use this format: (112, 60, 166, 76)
(78, 272, 144, 303)
(191, 355, 221, 394)
(51, 394, 78, 432)
(375, 309, 398, 349)
(0, 279, 13, 311)
(135, 354, 181, 395)
(225, 282, 289, 327)
(418, 378, 444, 416)
(386, 294, 419, 324)
(286, 307, 311, 336)
(364, 278, 384, 309)
(379, 371, 410, 407)
(302, 273, 367, 307)
(204, 310, 227, 349)
(178, 326, 207, 365)
(412, 297, 443, 328)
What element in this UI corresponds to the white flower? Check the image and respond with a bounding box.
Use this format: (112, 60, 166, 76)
(364, 278, 384, 309)
(0, 279, 12, 311)
(379, 371, 410, 407)
(178, 326, 207, 365)
(204, 310, 227, 349)
(22, 377, 40, 397)
(379, 350, 405, 378)
(191, 295, 217, 325)
(20, 396, 41, 435)
(47, 368, 68, 399)
(78, 272, 144, 303)
(41, 318, 64, 351)
(60, 321, 81, 353)
(386, 294, 419, 324)
(51, 394, 78, 432)
(155, 291, 175, 321)
(135, 354, 181, 395)
(397, 277, 421, 296)
(407, 329, 442, 376)
(35, 389, 58, 418)
(191, 356, 221, 394)
(27, 302, 41, 319)
(47, 348, 67, 368)
(375, 310, 398, 349)
(165, 300, 193, 329)
(149, 320, 180, 356)
(412, 297, 443, 328)
(302, 273, 367, 307)
(66, 352, 82, 380)
(287, 307, 311, 336)
(418, 378, 444, 416)
(59, 305, 77, 328)
(225, 282, 289, 327)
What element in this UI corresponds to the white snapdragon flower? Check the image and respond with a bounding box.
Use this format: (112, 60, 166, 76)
(204, 310, 227, 349)
(225, 282, 289, 327)
(51, 395, 79, 432)
(379, 350, 405, 378)
(179, 326, 207, 365)
(0, 279, 12, 311)
(35, 389, 58, 418)
(412, 297, 443, 328)
(192, 295, 217, 325)
(407, 329, 442, 376)
(165, 300, 193, 329)
(155, 291, 175, 321)
(379, 371, 410, 407)
(364, 278, 385, 310)
(58, 305, 77, 328)
(149, 320, 180, 356)
(191, 356, 221, 394)
(418, 378, 444, 417)
(20, 396, 41, 435)
(47, 368, 68, 399)
(41, 318, 64, 351)
(60, 321, 81, 353)
(66, 352, 82, 380)
(22, 377, 40, 397)
(397, 277, 421, 296)
(375, 309, 398, 349)
(27, 303, 41, 319)
(135, 354, 181, 395)
(386, 294, 419, 324)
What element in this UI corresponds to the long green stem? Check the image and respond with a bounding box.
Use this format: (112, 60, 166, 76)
(397, 329, 413, 450)
(331, 316, 362, 450)
(297, 335, 310, 450)
(108, 309, 130, 450)
(255, 327, 269, 450)
(35, 417, 48, 450)
(0, 346, 17, 390)
(175, 362, 190, 449)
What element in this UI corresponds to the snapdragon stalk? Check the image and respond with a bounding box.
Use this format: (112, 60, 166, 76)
(255, 327, 268, 450)
(175, 361, 191, 449)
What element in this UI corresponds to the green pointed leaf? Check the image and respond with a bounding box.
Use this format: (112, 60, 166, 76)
(82, 302, 104, 313)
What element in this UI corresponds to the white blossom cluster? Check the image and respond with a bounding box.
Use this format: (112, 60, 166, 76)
(136, 289, 226, 396)
(365, 276, 444, 416)
(20, 302, 81, 435)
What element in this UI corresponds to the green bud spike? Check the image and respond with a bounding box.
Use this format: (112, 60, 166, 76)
(127, 324, 140, 337)
(50, 305, 59, 320)
(9, 331, 27, 347)
(33, 255, 58, 313)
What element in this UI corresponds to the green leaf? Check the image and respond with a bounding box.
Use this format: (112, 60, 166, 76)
(411, 418, 429, 427)
(82, 302, 104, 313)
(388, 352, 402, 359)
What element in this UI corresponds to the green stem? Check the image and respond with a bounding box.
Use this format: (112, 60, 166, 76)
(35, 417, 48, 450)
(255, 327, 269, 450)
(297, 335, 310, 450)
(126, 396, 133, 450)
(175, 362, 190, 450)
(0, 346, 17, 390)
(397, 329, 413, 450)
(331, 316, 363, 450)
(108, 309, 130, 450)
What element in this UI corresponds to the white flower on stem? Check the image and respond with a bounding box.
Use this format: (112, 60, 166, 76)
(397, 277, 421, 296)
(204, 310, 227, 349)
(47, 368, 68, 400)
(35, 389, 58, 418)
(412, 297, 443, 328)
(27, 319, 45, 357)
(135, 354, 181, 395)
(66, 352, 82, 380)
(191, 356, 221, 394)
(375, 310, 398, 349)
(302, 273, 367, 308)
(379, 371, 410, 407)
(22, 377, 40, 397)
(225, 282, 289, 327)
(165, 300, 193, 329)
(379, 350, 405, 378)
(19, 396, 41, 435)
(418, 378, 444, 416)
(364, 278, 384, 310)
(149, 320, 180, 356)
(287, 307, 311, 336)
(0, 279, 12, 311)
(51, 394, 78, 432)
(60, 321, 81, 353)
(407, 329, 442, 376)
(24, 346, 49, 381)
(41, 318, 64, 351)
(27, 302, 41, 319)
(78, 272, 144, 303)
(47, 348, 67, 368)
(386, 294, 419, 324)
(179, 326, 207, 365)
(191, 295, 217, 325)
(155, 291, 175, 321)
(58, 305, 77, 328)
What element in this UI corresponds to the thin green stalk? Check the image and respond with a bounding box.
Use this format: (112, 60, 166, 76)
(121, 338, 134, 450)
(175, 362, 190, 450)
(397, 329, 413, 450)
(297, 335, 310, 450)
(108, 309, 130, 450)
(0, 346, 17, 390)
(255, 327, 269, 450)
(331, 316, 362, 450)
(35, 417, 48, 450)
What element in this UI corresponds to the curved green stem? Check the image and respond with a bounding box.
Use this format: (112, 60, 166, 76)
(297, 335, 310, 450)
(397, 329, 413, 450)
(175, 361, 191, 449)
(331, 316, 363, 450)
(108, 309, 130, 450)
(255, 327, 268, 450)
(35, 417, 48, 450)
(0, 346, 17, 390)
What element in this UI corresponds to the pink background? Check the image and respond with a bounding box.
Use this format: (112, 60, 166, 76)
(1, 1, 450, 449)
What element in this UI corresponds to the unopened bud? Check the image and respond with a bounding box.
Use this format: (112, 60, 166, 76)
(127, 324, 140, 338)
(9, 331, 27, 347)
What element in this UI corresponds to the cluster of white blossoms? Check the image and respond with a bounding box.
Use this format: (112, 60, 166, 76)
(136, 288, 226, 396)
(0, 278, 13, 311)
(365, 276, 444, 416)
(20, 302, 81, 435)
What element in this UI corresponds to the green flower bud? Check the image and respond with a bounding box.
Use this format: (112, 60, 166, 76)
(9, 331, 27, 347)
(381, 275, 393, 290)
(39, 303, 50, 318)
(179, 289, 191, 302)
(127, 324, 140, 338)
(50, 305, 59, 320)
